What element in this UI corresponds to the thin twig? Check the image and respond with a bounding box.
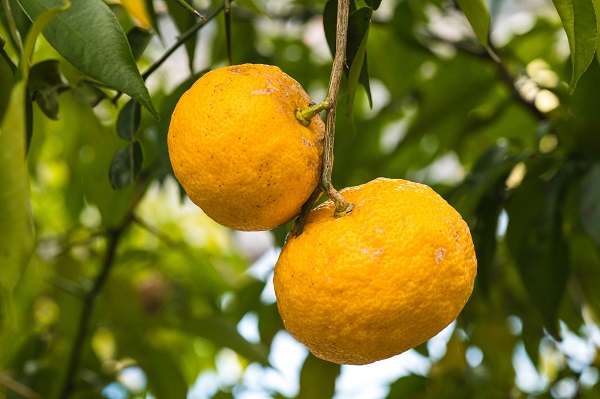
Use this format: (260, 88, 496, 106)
(58, 172, 152, 399)
(112, 2, 226, 104)
(0, 373, 43, 399)
(293, 0, 354, 236)
(58, 227, 126, 399)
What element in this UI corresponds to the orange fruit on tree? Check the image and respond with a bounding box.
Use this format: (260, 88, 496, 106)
(168, 64, 324, 231)
(273, 178, 477, 365)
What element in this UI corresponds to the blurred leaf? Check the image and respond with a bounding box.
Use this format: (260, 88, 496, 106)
(570, 234, 600, 319)
(165, 0, 198, 71)
(257, 302, 284, 346)
(324, 2, 373, 116)
(121, 0, 152, 29)
(365, 0, 382, 11)
(185, 314, 270, 365)
(235, 0, 267, 15)
(386, 374, 428, 398)
(126, 26, 152, 61)
(72, 80, 106, 108)
(296, 353, 340, 399)
(28, 59, 69, 120)
(552, 0, 597, 93)
(0, 81, 35, 292)
(456, 0, 491, 46)
(580, 163, 600, 246)
(505, 164, 574, 339)
(17, 0, 158, 117)
(109, 140, 143, 190)
(117, 99, 141, 140)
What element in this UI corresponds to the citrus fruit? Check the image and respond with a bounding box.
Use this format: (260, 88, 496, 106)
(273, 178, 477, 365)
(167, 64, 324, 231)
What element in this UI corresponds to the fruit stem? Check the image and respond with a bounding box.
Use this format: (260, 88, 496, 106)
(295, 100, 331, 126)
(293, 0, 353, 235)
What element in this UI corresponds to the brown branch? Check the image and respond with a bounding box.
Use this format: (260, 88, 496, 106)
(292, 0, 354, 236)
(58, 172, 152, 399)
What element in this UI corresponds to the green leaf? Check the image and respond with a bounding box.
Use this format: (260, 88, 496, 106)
(126, 26, 153, 61)
(505, 164, 574, 339)
(185, 314, 270, 366)
(580, 163, 600, 246)
(109, 140, 143, 190)
(324, 2, 373, 117)
(552, 0, 597, 93)
(593, 0, 600, 60)
(296, 353, 340, 399)
(72, 80, 106, 108)
(456, 0, 491, 46)
(16, 0, 158, 118)
(165, 0, 198, 71)
(116, 99, 141, 140)
(234, 0, 267, 15)
(386, 374, 428, 398)
(28, 59, 69, 120)
(0, 81, 35, 292)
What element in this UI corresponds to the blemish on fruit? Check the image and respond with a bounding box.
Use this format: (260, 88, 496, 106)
(434, 247, 446, 263)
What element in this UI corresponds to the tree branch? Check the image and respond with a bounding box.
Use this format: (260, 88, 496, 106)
(58, 173, 151, 399)
(292, 0, 354, 236)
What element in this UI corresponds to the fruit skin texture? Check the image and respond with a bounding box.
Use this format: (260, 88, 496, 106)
(273, 178, 477, 365)
(168, 64, 324, 231)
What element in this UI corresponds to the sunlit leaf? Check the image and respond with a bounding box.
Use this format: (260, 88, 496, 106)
(552, 0, 597, 93)
(456, 0, 491, 46)
(17, 0, 158, 117)
(0, 81, 35, 293)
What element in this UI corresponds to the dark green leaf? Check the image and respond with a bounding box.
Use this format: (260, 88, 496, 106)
(17, 0, 158, 117)
(552, 0, 597, 93)
(365, 0, 382, 11)
(456, 0, 491, 46)
(0, 81, 35, 292)
(126, 26, 152, 61)
(505, 164, 574, 339)
(386, 374, 428, 398)
(185, 314, 270, 365)
(165, 0, 198, 71)
(109, 140, 143, 190)
(570, 234, 600, 320)
(324, 2, 373, 116)
(296, 353, 340, 399)
(117, 99, 141, 140)
(28, 59, 69, 120)
(72, 80, 106, 108)
(580, 163, 600, 246)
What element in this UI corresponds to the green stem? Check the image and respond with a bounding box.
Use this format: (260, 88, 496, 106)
(295, 100, 331, 126)
(293, 0, 353, 235)
(1, 0, 23, 54)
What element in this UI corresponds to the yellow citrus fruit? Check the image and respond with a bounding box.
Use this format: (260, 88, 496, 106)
(273, 178, 477, 365)
(168, 64, 324, 231)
